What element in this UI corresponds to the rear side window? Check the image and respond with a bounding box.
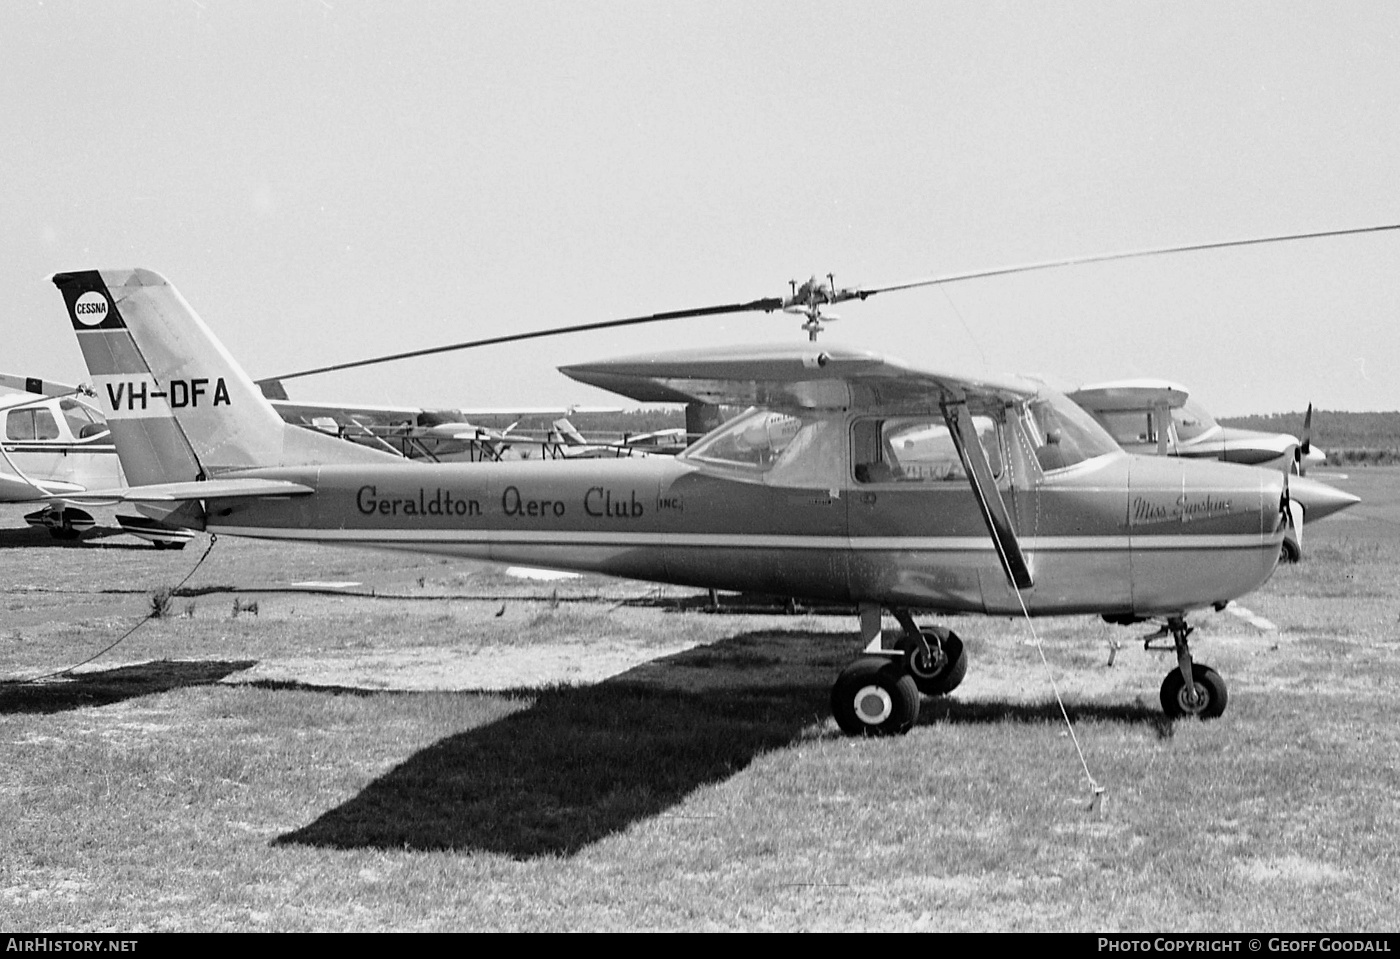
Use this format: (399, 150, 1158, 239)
(1097, 410, 1158, 446)
(6, 408, 60, 441)
(853, 415, 1001, 484)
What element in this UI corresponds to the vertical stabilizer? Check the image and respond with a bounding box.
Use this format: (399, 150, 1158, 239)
(53, 268, 396, 485)
(550, 417, 589, 446)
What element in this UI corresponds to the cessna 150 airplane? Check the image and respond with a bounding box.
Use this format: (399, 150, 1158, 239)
(1068, 380, 1357, 561)
(1068, 380, 1325, 474)
(0, 374, 124, 537)
(52, 264, 1362, 735)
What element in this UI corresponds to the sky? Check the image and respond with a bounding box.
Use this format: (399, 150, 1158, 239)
(3, 0, 1398, 416)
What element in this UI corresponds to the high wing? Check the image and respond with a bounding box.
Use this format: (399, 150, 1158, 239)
(563, 342, 1039, 589)
(559, 342, 1038, 414)
(1067, 379, 1191, 412)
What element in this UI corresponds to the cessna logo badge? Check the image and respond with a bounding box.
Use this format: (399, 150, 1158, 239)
(74, 291, 109, 326)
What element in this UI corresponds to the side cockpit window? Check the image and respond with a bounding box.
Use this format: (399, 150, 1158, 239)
(853, 415, 1002, 484)
(5, 408, 60, 442)
(1097, 410, 1158, 446)
(685, 408, 846, 488)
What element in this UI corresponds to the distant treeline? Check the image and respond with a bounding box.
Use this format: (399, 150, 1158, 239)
(1218, 410, 1400, 466)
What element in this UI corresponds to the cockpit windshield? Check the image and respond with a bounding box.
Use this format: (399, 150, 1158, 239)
(1022, 388, 1121, 471)
(1171, 398, 1220, 443)
(59, 398, 108, 440)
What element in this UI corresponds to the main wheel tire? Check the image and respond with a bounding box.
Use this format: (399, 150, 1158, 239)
(899, 627, 968, 696)
(831, 656, 921, 736)
(1160, 663, 1228, 719)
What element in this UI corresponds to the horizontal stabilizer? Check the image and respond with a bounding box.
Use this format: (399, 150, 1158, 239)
(56, 477, 315, 504)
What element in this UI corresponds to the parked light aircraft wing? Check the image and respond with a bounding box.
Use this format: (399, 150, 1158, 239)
(1067, 380, 1190, 413)
(560, 342, 1038, 413)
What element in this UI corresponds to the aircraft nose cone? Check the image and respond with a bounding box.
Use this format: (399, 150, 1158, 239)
(1289, 475, 1361, 523)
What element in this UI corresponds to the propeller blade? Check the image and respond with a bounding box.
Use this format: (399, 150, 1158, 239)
(1301, 403, 1313, 456)
(260, 296, 784, 384)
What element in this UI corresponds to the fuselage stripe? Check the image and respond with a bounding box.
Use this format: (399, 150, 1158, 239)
(208, 525, 1278, 552)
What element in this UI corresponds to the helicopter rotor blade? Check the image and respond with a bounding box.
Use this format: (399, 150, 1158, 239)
(839, 223, 1400, 303)
(260, 296, 785, 384)
(258, 222, 1400, 385)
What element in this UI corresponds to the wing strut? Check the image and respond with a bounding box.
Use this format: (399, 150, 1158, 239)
(942, 401, 1034, 590)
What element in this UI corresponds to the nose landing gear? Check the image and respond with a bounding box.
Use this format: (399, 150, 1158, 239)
(892, 610, 968, 697)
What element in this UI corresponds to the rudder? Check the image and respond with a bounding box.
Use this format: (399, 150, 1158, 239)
(53, 268, 395, 485)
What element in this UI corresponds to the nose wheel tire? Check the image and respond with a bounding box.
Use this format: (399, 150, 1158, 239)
(1160, 663, 1228, 719)
(831, 656, 921, 736)
(899, 628, 967, 696)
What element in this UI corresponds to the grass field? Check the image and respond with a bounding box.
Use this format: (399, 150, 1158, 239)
(2, 468, 1398, 931)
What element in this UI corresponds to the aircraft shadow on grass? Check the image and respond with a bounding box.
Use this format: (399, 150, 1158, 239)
(275, 630, 1167, 859)
(0, 526, 148, 551)
(0, 659, 257, 715)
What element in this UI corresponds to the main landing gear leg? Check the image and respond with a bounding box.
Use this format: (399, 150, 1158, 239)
(1158, 616, 1228, 719)
(891, 608, 967, 697)
(830, 606, 969, 737)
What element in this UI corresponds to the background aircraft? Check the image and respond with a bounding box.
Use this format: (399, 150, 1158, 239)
(259, 380, 624, 463)
(52, 266, 1354, 734)
(0, 374, 122, 537)
(1068, 380, 1356, 560)
(1068, 380, 1323, 473)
